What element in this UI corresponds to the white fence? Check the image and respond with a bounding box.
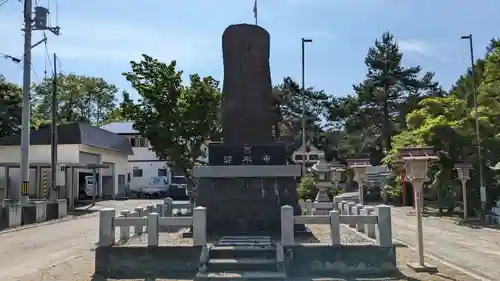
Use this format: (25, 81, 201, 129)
(281, 203, 392, 247)
(98, 202, 206, 247)
(163, 197, 193, 216)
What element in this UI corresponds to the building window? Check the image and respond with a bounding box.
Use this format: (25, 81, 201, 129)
(132, 169, 143, 177)
(295, 154, 303, 161)
(158, 168, 168, 177)
(130, 137, 148, 147)
(309, 154, 319, 161)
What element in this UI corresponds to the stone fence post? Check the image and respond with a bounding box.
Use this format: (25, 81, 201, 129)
(164, 197, 173, 217)
(281, 205, 294, 246)
(193, 206, 207, 246)
(98, 208, 115, 246)
(134, 207, 143, 235)
(363, 206, 376, 238)
(147, 212, 159, 246)
(305, 199, 313, 215)
(119, 210, 130, 241)
(355, 204, 364, 232)
(347, 202, 356, 227)
(329, 210, 340, 244)
(57, 199, 67, 218)
(376, 205, 392, 247)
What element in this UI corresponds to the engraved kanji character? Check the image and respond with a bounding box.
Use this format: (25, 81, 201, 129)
(223, 155, 233, 164)
(242, 155, 252, 164)
(243, 146, 252, 155)
(262, 154, 272, 163)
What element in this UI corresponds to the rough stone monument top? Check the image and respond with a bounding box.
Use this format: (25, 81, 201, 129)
(221, 24, 274, 145)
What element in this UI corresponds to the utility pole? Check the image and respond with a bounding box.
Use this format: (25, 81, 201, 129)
(301, 38, 312, 175)
(18, 1, 60, 204)
(50, 53, 58, 201)
(461, 34, 486, 217)
(19, 0, 34, 204)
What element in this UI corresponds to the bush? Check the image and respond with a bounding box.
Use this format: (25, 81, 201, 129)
(298, 174, 343, 201)
(298, 174, 317, 200)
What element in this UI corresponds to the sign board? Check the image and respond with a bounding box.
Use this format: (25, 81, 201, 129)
(480, 186, 486, 202)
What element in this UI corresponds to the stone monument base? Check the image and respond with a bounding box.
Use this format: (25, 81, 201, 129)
(194, 165, 304, 235)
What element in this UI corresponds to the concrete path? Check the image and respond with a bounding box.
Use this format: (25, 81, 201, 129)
(391, 207, 500, 281)
(0, 199, 161, 281)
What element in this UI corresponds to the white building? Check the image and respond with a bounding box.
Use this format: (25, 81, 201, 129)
(291, 142, 325, 169)
(0, 122, 132, 208)
(100, 121, 209, 190)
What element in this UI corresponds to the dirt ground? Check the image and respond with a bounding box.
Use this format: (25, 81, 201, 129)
(15, 225, 481, 281)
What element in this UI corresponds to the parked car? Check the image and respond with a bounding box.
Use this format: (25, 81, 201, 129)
(168, 176, 189, 200)
(134, 177, 170, 198)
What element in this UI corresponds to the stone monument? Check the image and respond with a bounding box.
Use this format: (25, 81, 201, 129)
(193, 24, 302, 235)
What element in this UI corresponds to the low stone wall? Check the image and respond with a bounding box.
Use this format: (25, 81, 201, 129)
(0, 199, 67, 230)
(94, 246, 202, 280)
(284, 244, 396, 276)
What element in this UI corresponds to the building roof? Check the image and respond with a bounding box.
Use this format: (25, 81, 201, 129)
(100, 121, 137, 134)
(0, 122, 133, 155)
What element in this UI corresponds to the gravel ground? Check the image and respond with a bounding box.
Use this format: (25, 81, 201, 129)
(14, 222, 481, 281)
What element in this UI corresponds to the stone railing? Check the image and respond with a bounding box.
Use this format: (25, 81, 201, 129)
(163, 197, 193, 216)
(298, 199, 334, 215)
(280, 204, 392, 246)
(98, 204, 207, 247)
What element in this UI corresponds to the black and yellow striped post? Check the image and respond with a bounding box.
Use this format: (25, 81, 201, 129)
(21, 181, 29, 196)
(43, 172, 48, 199)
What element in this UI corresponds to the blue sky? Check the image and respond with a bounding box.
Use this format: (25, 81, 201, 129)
(1, 0, 500, 100)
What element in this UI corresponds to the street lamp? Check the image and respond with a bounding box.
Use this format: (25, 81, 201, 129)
(301, 38, 312, 174)
(461, 34, 486, 215)
(398, 147, 438, 273)
(346, 157, 371, 205)
(454, 162, 473, 221)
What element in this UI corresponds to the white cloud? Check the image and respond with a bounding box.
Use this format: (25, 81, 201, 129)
(398, 39, 432, 56)
(0, 15, 220, 65)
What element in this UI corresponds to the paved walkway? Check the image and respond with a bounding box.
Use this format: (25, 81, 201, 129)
(391, 207, 500, 281)
(0, 199, 161, 281)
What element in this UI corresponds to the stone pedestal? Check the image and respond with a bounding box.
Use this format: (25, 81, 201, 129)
(194, 165, 303, 235)
(313, 186, 331, 215)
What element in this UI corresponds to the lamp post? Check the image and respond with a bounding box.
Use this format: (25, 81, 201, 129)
(346, 158, 371, 205)
(461, 34, 486, 215)
(301, 38, 312, 174)
(454, 162, 472, 222)
(398, 147, 438, 272)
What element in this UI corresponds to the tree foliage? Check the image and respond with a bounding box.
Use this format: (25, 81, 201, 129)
(120, 54, 221, 181)
(32, 73, 119, 126)
(0, 75, 22, 137)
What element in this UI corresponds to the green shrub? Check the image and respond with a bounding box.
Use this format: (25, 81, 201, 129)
(298, 174, 317, 200)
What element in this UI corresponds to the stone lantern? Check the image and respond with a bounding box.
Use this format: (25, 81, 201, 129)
(454, 162, 473, 221)
(331, 165, 346, 190)
(346, 158, 371, 205)
(310, 155, 333, 215)
(398, 147, 438, 273)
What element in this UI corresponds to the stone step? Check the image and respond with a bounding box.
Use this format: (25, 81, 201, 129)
(210, 246, 276, 259)
(208, 258, 278, 272)
(217, 241, 272, 246)
(196, 271, 286, 281)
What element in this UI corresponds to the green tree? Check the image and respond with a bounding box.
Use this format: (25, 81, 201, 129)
(0, 75, 22, 137)
(272, 77, 330, 155)
(121, 54, 221, 183)
(32, 73, 119, 125)
(328, 32, 441, 164)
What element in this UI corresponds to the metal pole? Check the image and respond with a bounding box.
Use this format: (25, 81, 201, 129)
(50, 53, 58, 201)
(301, 38, 306, 173)
(462, 34, 485, 215)
(462, 179, 468, 221)
(414, 179, 425, 265)
(19, 0, 33, 204)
